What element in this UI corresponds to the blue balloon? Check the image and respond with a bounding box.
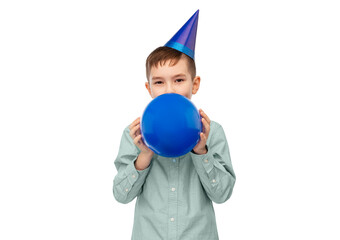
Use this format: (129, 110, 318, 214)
(141, 93, 202, 158)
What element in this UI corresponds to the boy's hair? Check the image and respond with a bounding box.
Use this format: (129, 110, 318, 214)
(146, 46, 196, 82)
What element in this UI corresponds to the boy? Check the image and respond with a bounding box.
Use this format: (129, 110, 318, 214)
(113, 10, 236, 240)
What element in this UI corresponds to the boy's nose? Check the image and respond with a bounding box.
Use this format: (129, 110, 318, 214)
(165, 84, 175, 94)
(165, 89, 175, 94)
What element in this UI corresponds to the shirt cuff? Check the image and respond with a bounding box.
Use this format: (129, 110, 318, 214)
(190, 146, 214, 174)
(124, 157, 151, 187)
(190, 149, 222, 189)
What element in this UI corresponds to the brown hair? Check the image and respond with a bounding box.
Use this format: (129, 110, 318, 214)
(145, 46, 196, 82)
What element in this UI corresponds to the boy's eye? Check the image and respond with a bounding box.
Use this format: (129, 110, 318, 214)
(175, 79, 184, 82)
(154, 81, 163, 84)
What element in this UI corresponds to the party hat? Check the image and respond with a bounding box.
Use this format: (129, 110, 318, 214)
(164, 10, 199, 60)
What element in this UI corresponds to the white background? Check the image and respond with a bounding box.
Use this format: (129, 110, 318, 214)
(1, 0, 339, 239)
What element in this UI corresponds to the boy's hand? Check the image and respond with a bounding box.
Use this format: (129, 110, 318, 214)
(129, 117, 153, 171)
(192, 109, 211, 155)
(129, 117, 153, 155)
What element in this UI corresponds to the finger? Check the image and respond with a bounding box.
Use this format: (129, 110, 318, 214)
(199, 132, 207, 145)
(202, 118, 210, 135)
(130, 117, 140, 129)
(129, 124, 140, 139)
(133, 134, 143, 146)
(202, 118, 210, 136)
(129, 117, 141, 130)
(193, 132, 206, 152)
(201, 111, 211, 124)
(136, 124, 141, 136)
(135, 135, 147, 149)
(199, 109, 211, 124)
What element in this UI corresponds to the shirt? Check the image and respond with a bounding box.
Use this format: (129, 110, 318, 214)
(113, 120, 236, 240)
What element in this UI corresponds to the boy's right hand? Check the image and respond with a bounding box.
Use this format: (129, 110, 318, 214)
(129, 117, 154, 171)
(129, 117, 153, 155)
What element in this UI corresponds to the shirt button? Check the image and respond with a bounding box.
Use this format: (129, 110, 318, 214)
(172, 159, 176, 163)
(204, 159, 209, 163)
(125, 188, 129, 192)
(212, 179, 216, 183)
(171, 187, 176, 192)
(132, 174, 136, 178)
(170, 217, 175, 222)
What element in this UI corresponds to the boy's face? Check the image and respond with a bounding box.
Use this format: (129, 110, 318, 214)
(145, 57, 200, 99)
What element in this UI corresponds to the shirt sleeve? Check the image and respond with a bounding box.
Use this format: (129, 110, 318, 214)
(190, 122, 236, 204)
(113, 126, 151, 204)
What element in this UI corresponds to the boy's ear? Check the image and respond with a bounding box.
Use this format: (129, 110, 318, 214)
(192, 76, 201, 95)
(145, 81, 152, 96)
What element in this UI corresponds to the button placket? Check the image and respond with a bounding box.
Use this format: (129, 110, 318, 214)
(168, 157, 179, 239)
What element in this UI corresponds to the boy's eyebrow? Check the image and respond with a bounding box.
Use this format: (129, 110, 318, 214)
(151, 74, 186, 82)
(172, 74, 186, 78)
(151, 76, 164, 81)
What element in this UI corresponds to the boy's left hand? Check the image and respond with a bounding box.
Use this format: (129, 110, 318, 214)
(192, 109, 211, 155)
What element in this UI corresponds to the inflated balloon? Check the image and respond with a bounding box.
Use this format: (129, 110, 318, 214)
(141, 93, 202, 158)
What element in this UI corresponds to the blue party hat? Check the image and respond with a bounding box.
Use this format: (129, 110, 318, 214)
(165, 10, 199, 60)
